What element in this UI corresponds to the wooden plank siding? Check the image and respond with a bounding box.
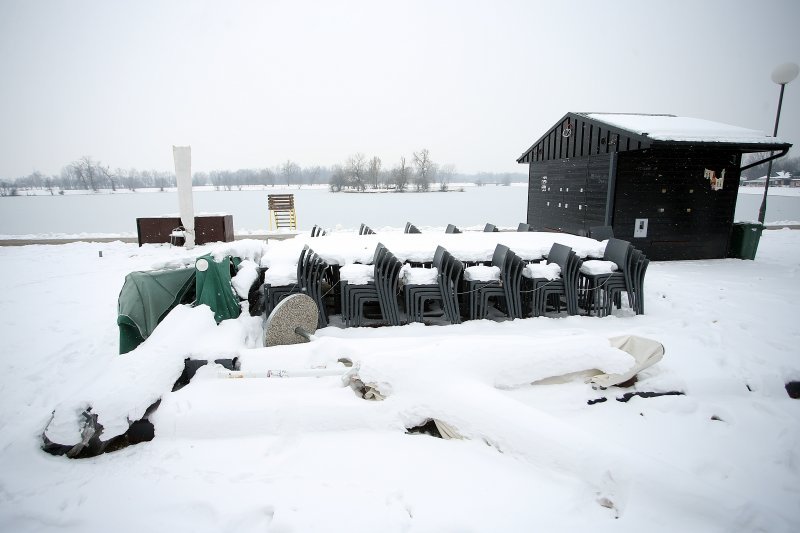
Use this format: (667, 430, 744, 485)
(526, 154, 612, 235)
(612, 148, 741, 260)
(519, 113, 792, 260)
(517, 113, 649, 164)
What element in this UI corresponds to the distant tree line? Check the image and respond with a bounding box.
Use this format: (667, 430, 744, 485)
(740, 152, 799, 180)
(0, 154, 527, 197)
(325, 149, 523, 193)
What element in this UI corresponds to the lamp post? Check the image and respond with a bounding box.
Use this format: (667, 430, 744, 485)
(757, 62, 799, 224)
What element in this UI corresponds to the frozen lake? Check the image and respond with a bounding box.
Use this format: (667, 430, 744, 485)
(0, 185, 798, 236)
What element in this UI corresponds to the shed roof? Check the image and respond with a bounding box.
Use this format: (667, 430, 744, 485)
(517, 112, 792, 164)
(581, 113, 786, 144)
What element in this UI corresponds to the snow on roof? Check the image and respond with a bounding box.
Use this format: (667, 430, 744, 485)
(580, 113, 786, 144)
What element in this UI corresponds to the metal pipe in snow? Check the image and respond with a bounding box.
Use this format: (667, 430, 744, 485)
(218, 367, 353, 379)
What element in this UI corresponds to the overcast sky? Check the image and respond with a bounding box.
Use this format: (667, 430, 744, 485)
(1, 0, 798, 178)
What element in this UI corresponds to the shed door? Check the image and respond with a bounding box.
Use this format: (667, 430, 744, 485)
(527, 154, 613, 234)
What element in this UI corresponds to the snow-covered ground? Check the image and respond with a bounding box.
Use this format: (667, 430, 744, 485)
(1, 230, 799, 532)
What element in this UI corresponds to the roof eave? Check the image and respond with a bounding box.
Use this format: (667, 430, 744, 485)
(651, 139, 792, 152)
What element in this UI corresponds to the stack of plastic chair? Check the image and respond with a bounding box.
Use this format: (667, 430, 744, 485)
(438, 249, 464, 324)
(463, 244, 505, 319)
(263, 247, 307, 315)
(310, 225, 327, 237)
(374, 246, 404, 326)
(359, 223, 376, 235)
(404, 222, 422, 234)
(297, 246, 330, 327)
(606, 246, 650, 316)
(589, 225, 614, 241)
(633, 252, 649, 315)
(403, 246, 445, 323)
(484, 223, 499, 232)
(341, 243, 402, 326)
(532, 243, 582, 317)
(579, 238, 632, 317)
(463, 244, 522, 320)
(445, 224, 461, 234)
(341, 245, 383, 327)
(517, 223, 531, 232)
(497, 250, 525, 319)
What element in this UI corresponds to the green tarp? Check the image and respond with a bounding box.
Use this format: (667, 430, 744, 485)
(194, 254, 242, 324)
(117, 254, 242, 354)
(117, 267, 196, 354)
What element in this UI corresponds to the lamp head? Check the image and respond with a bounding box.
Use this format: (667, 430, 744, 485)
(771, 62, 799, 85)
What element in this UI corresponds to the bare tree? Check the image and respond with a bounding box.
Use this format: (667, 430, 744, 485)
(392, 157, 411, 192)
(255, 168, 275, 187)
(303, 166, 321, 186)
(70, 156, 100, 191)
(281, 160, 301, 187)
(346, 153, 367, 191)
(412, 149, 434, 192)
(98, 165, 117, 191)
(438, 164, 455, 192)
(367, 156, 382, 189)
(329, 165, 347, 192)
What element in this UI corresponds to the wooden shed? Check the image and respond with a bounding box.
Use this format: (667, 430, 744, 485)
(517, 113, 792, 260)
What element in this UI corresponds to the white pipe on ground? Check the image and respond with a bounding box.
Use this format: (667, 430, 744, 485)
(218, 368, 353, 379)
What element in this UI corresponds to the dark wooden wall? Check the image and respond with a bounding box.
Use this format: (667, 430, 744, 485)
(520, 115, 647, 164)
(527, 154, 613, 235)
(526, 147, 742, 260)
(613, 148, 741, 260)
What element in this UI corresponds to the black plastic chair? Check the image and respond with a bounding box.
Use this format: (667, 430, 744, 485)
(310, 225, 327, 237)
(465, 244, 510, 319)
(633, 255, 650, 315)
(359, 223, 376, 235)
(499, 250, 525, 319)
(534, 243, 581, 316)
(589, 225, 614, 241)
(606, 247, 649, 316)
(263, 246, 309, 316)
(341, 243, 402, 326)
(579, 238, 632, 317)
(517, 223, 531, 232)
(404, 222, 422, 234)
(484, 223, 499, 232)
(445, 224, 462, 234)
(403, 246, 445, 323)
(341, 245, 385, 327)
(375, 246, 403, 325)
(438, 249, 464, 324)
(297, 246, 330, 327)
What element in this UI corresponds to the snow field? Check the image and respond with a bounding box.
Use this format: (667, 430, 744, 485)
(0, 230, 798, 531)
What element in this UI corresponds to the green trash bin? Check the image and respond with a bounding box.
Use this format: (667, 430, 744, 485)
(728, 222, 763, 260)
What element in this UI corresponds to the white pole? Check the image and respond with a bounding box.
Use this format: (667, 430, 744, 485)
(218, 367, 353, 379)
(173, 145, 195, 249)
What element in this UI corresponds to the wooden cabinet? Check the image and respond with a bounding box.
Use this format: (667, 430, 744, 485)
(136, 215, 234, 246)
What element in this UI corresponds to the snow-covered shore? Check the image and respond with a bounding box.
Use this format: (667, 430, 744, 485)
(0, 231, 799, 532)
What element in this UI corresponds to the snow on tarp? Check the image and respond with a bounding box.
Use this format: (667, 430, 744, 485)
(231, 259, 259, 299)
(154, 333, 662, 515)
(44, 304, 261, 446)
(583, 113, 786, 144)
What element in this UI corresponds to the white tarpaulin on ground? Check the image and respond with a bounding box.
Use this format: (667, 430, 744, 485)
(173, 145, 195, 249)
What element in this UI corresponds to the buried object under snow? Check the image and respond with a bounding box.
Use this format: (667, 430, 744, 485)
(43, 294, 663, 460)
